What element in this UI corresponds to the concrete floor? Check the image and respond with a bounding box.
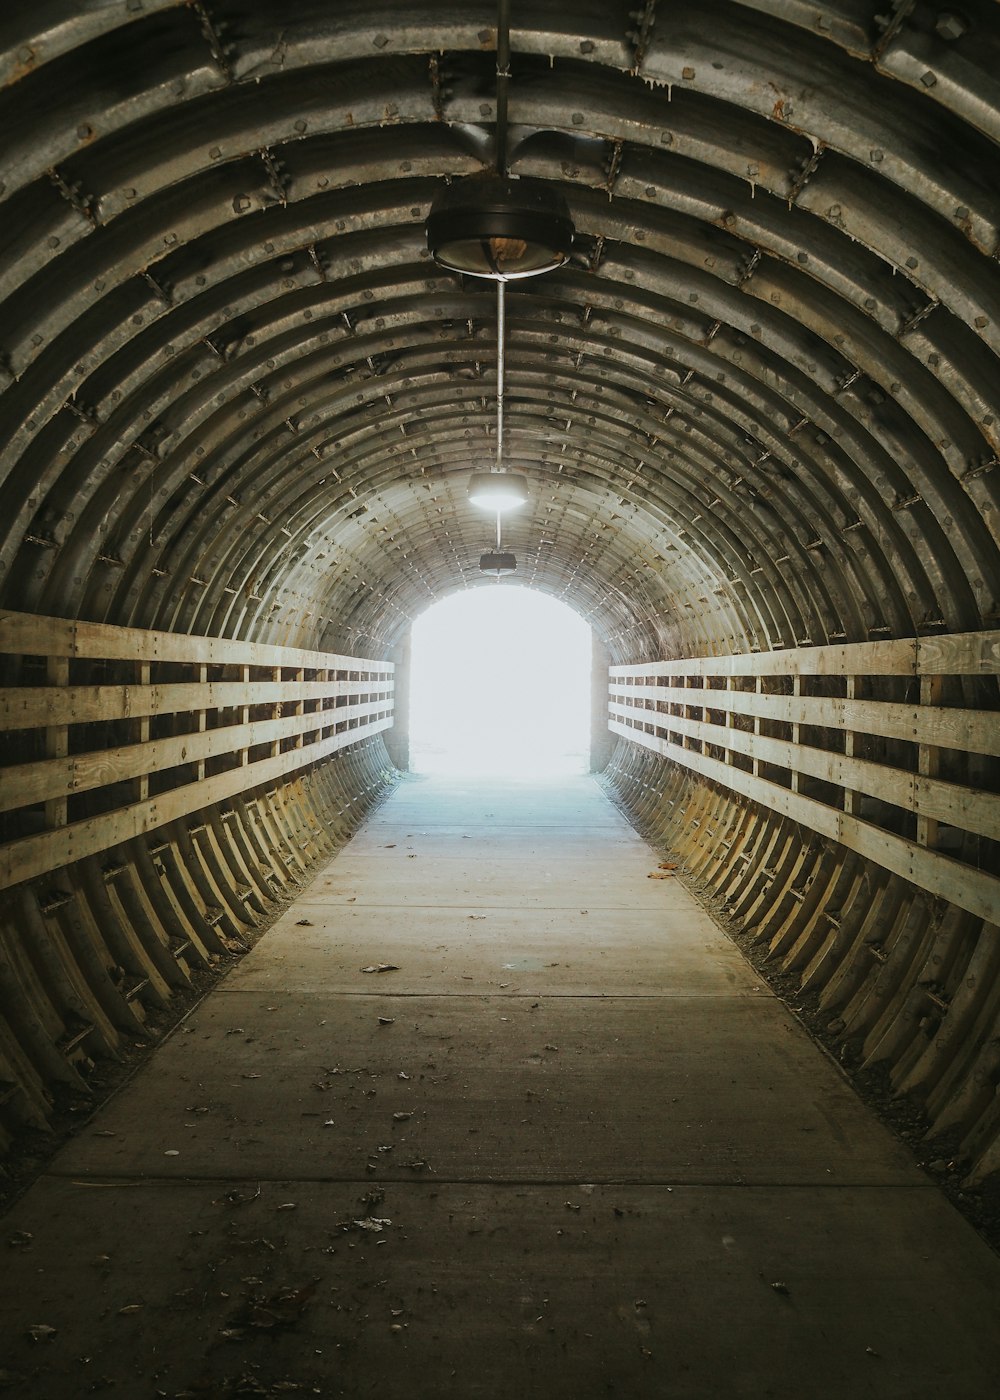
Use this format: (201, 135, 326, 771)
(2, 774, 1000, 1398)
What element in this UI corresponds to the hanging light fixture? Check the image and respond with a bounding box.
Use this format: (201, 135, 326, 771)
(479, 551, 517, 576)
(425, 0, 573, 284)
(467, 471, 529, 512)
(425, 0, 575, 579)
(426, 174, 574, 281)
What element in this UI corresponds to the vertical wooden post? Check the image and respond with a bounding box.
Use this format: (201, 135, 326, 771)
(917, 673, 942, 848)
(790, 674, 801, 793)
(45, 655, 70, 828)
(725, 674, 737, 765)
(239, 664, 251, 765)
(270, 665, 281, 757)
(195, 663, 207, 780)
(685, 673, 700, 753)
(292, 667, 304, 748)
(136, 661, 151, 801)
(751, 674, 761, 778)
(843, 674, 858, 816)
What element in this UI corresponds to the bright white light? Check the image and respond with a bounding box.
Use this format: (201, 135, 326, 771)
(409, 586, 592, 777)
(467, 472, 529, 513)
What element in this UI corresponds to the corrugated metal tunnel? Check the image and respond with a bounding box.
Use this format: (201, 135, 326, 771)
(1, 1, 999, 1389)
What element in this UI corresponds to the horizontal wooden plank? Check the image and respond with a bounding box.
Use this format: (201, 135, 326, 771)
(0, 698, 394, 814)
(0, 677, 393, 730)
(608, 701, 1000, 843)
(609, 683, 1000, 757)
(0, 608, 394, 674)
(610, 639, 918, 679)
(609, 717, 1000, 926)
(0, 715, 393, 892)
(917, 631, 1000, 675)
(610, 628, 1000, 681)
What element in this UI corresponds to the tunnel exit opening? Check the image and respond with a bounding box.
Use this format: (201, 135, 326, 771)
(408, 586, 593, 777)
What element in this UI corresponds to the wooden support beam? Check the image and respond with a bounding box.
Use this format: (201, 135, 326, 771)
(135, 661, 151, 802)
(0, 677, 393, 731)
(609, 682, 1000, 757)
(609, 717, 1000, 927)
(0, 717, 393, 891)
(0, 609, 394, 674)
(609, 628, 1000, 927)
(917, 674, 942, 850)
(44, 656, 69, 830)
(843, 675, 858, 817)
(0, 611, 395, 892)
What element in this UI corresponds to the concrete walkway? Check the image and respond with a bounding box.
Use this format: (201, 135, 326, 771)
(3, 774, 1000, 1398)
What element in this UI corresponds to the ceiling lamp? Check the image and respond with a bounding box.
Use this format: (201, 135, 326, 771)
(426, 174, 574, 281)
(423, 0, 573, 582)
(480, 551, 517, 576)
(468, 471, 529, 513)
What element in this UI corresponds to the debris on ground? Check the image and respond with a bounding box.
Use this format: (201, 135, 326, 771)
(26, 1324, 57, 1342)
(648, 870, 674, 879)
(226, 1280, 319, 1334)
(361, 963, 400, 974)
(378, 1017, 395, 1026)
(295, 919, 313, 927)
(214, 1185, 262, 1208)
(6, 1231, 32, 1248)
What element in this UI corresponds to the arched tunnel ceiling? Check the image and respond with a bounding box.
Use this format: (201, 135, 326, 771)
(1, 0, 999, 663)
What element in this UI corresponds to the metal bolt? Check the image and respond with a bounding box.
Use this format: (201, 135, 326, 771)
(935, 12, 968, 40)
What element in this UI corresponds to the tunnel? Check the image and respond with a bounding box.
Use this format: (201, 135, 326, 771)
(1, 1, 1000, 1395)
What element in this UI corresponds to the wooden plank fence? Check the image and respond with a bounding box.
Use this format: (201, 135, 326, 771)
(0, 610, 394, 890)
(609, 630, 1000, 925)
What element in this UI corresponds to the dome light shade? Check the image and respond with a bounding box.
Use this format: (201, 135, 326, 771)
(480, 551, 517, 576)
(426, 175, 574, 280)
(468, 472, 529, 512)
